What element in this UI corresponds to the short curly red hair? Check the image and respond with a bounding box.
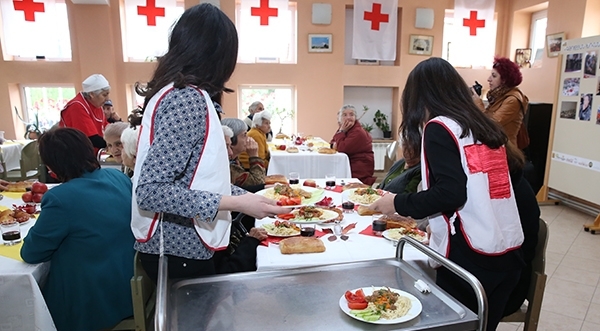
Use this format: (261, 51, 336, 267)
(493, 56, 522, 87)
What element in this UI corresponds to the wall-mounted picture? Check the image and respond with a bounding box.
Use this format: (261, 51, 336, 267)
(562, 77, 580, 96)
(560, 101, 577, 119)
(584, 51, 597, 78)
(596, 107, 600, 125)
(579, 94, 593, 121)
(357, 59, 380, 65)
(565, 53, 583, 73)
(409, 35, 433, 56)
(515, 48, 532, 68)
(546, 32, 565, 58)
(308, 34, 332, 53)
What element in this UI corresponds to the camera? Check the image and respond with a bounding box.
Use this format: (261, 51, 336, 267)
(473, 81, 483, 96)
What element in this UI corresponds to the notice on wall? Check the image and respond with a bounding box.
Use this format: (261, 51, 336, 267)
(550, 36, 600, 205)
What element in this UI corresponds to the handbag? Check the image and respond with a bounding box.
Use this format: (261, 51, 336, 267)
(516, 105, 530, 150)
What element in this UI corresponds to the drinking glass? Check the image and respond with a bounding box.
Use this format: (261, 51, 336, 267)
(372, 215, 387, 236)
(325, 174, 336, 188)
(1, 221, 22, 245)
(288, 172, 300, 185)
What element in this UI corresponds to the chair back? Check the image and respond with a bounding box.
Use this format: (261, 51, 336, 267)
(531, 218, 548, 276)
(19, 141, 40, 178)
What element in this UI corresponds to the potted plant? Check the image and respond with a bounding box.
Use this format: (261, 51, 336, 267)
(361, 122, 373, 133)
(15, 107, 43, 139)
(373, 109, 391, 138)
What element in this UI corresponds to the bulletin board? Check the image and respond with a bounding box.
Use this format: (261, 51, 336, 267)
(548, 35, 600, 205)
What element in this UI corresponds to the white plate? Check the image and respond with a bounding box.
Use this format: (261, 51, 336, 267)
(261, 223, 300, 237)
(284, 208, 341, 224)
(345, 188, 385, 206)
(339, 287, 422, 324)
(382, 228, 428, 243)
(255, 185, 325, 207)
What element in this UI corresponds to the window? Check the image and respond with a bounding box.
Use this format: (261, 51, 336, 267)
(19, 86, 76, 132)
(238, 86, 295, 135)
(0, 0, 71, 60)
(235, 1, 297, 64)
(530, 10, 547, 67)
(121, 0, 184, 62)
(442, 10, 497, 68)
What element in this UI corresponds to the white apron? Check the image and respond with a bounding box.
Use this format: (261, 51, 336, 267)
(131, 84, 231, 251)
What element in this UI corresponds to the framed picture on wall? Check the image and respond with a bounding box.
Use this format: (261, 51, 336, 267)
(308, 34, 332, 53)
(547, 32, 565, 58)
(357, 59, 380, 65)
(409, 35, 433, 56)
(515, 48, 532, 68)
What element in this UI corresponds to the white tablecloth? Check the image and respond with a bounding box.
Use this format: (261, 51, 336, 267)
(0, 192, 57, 330)
(255, 179, 431, 274)
(267, 151, 352, 179)
(0, 141, 29, 172)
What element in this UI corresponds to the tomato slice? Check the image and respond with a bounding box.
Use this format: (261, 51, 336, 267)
(355, 289, 366, 300)
(348, 301, 368, 310)
(289, 197, 302, 205)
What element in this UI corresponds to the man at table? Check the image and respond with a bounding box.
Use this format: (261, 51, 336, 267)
(59, 74, 110, 153)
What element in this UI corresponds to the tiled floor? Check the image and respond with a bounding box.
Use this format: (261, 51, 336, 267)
(497, 203, 600, 331)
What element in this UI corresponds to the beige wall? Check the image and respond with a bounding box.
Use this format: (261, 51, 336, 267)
(0, 0, 598, 140)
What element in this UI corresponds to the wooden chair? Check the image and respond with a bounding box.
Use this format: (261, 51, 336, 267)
(1, 141, 40, 181)
(110, 252, 156, 331)
(501, 218, 549, 331)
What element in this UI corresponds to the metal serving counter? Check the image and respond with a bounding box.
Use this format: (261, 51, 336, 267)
(156, 237, 487, 331)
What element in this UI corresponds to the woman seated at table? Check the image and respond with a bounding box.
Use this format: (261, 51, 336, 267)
(221, 118, 266, 190)
(368, 58, 524, 331)
(104, 122, 133, 177)
(120, 126, 138, 170)
(330, 104, 376, 185)
(238, 110, 271, 170)
(377, 141, 421, 194)
(20, 128, 135, 331)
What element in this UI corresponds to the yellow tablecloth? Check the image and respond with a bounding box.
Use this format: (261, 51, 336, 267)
(0, 241, 23, 261)
(2, 192, 24, 199)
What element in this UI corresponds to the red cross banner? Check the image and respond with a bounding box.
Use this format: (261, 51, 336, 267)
(123, 0, 181, 60)
(453, 0, 496, 68)
(238, 0, 289, 62)
(0, 0, 71, 58)
(352, 0, 398, 61)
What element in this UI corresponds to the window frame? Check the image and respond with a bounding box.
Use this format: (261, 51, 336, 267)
(237, 85, 296, 134)
(18, 84, 76, 132)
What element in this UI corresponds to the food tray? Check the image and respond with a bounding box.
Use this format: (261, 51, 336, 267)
(163, 257, 481, 330)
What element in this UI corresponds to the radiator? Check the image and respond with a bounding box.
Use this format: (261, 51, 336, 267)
(372, 142, 391, 170)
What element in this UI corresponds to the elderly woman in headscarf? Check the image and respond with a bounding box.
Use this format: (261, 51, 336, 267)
(330, 104, 376, 185)
(60, 74, 111, 153)
(472, 57, 529, 146)
(221, 118, 266, 190)
(238, 110, 271, 170)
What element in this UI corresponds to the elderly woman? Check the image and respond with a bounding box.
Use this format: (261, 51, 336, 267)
(238, 110, 271, 170)
(21, 128, 134, 331)
(60, 74, 110, 152)
(120, 126, 138, 169)
(221, 118, 265, 189)
(330, 104, 376, 185)
(377, 141, 421, 194)
(473, 57, 529, 147)
(104, 122, 133, 177)
(243, 101, 264, 129)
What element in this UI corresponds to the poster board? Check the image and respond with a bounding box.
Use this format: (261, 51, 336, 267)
(549, 35, 600, 205)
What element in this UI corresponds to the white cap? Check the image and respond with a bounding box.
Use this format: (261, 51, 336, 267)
(82, 74, 110, 93)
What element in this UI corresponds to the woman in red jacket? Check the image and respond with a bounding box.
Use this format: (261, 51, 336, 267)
(330, 104, 376, 185)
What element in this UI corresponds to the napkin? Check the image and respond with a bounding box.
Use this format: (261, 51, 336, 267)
(2, 192, 24, 200)
(260, 229, 327, 246)
(0, 241, 24, 262)
(358, 225, 381, 238)
(324, 185, 343, 193)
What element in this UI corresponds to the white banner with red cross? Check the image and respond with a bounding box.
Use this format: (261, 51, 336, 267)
(352, 0, 398, 61)
(238, 0, 289, 62)
(123, 0, 181, 60)
(453, 0, 496, 68)
(0, 0, 72, 58)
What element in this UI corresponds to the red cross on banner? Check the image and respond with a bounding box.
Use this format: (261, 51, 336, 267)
(464, 144, 511, 199)
(463, 10, 485, 36)
(138, 0, 165, 26)
(13, 0, 45, 22)
(251, 0, 278, 26)
(363, 3, 389, 31)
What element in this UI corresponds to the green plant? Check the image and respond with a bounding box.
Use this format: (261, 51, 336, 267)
(361, 122, 373, 133)
(373, 109, 390, 132)
(272, 107, 295, 133)
(14, 107, 42, 139)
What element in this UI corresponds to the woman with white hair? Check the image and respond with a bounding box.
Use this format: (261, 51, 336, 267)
(120, 126, 138, 170)
(60, 74, 111, 153)
(238, 110, 271, 170)
(222, 118, 265, 189)
(330, 104, 376, 185)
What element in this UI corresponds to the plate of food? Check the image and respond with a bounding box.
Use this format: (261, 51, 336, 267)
(256, 184, 324, 207)
(339, 287, 422, 324)
(261, 220, 301, 237)
(382, 228, 428, 243)
(345, 188, 385, 205)
(277, 206, 341, 224)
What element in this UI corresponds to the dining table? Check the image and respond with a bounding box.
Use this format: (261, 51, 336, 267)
(267, 137, 352, 179)
(0, 140, 30, 173)
(0, 190, 57, 331)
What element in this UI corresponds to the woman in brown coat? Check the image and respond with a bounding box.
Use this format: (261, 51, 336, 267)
(473, 57, 529, 146)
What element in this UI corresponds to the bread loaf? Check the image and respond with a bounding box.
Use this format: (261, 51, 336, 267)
(383, 214, 417, 230)
(279, 237, 326, 254)
(317, 147, 336, 154)
(342, 182, 371, 191)
(357, 205, 381, 216)
(5, 181, 31, 192)
(264, 175, 288, 185)
(286, 146, 299, 153)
